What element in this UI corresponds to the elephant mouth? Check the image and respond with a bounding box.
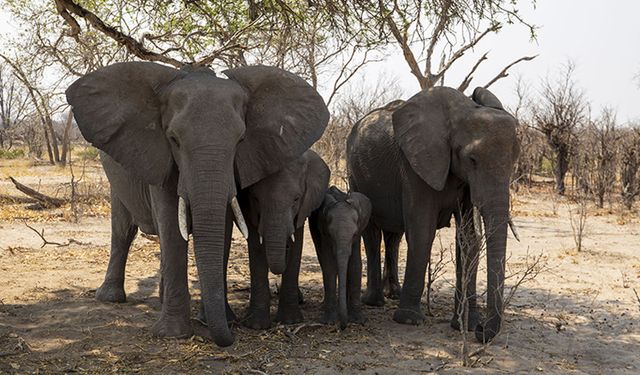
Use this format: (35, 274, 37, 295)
(177, 195, 249, 241)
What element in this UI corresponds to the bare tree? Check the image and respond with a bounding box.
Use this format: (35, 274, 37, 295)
(0, 63, 30, 148)
(532, 62, 587, 195)
(0, 54, 66, 164)
(620, 125, 640, 210)
(588, 108, 619, 208)
(317, 1, 537, 92)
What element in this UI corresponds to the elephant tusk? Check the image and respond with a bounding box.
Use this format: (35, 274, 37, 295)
(178, 196, 189, 241)
(472, 206, 483, 238)
(290, 233, 295, 243)
(259, 235, 263, 245)
(230, 196, 249, 240)
(508, 216, 521, 242)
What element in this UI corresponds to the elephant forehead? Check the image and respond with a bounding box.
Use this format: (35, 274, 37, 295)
(166, 73, 246, 103)
(326, 203, 358, 223)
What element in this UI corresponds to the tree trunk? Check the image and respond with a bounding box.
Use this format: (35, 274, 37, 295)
(42, 119, 54, 164)
(554, 146, 569, 195)
(45, 115, 60, 163)
(60, 109, 74, 165)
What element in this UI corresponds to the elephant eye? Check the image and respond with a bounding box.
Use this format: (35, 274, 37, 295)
(469, 156, 478, 168)
(169, 135, 180, 148)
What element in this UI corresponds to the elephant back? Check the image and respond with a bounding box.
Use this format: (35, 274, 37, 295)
(346, 101, 405, 232)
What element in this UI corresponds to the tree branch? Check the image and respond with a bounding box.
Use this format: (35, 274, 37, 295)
(484, 55, 538, 89)
(434, 24, 498, 84)
(457, 51, 489, 92)
(54, 0, 185, 67)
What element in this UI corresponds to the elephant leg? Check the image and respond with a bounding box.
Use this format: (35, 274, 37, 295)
(275, 226, 305, 324)
(310, 213, 337, 324)
(197, 207, 236, 325)
(361, 221, 384, 306)
(382, 231, 403, 300)
(149, 185, 192, 339)
(96, 192, 138, 303)
(451, 205, 481, 332)
(347, 238, 365, 325)
(317, 241, 338, 324)
(243, 222, 272, 330)
(393, 199, 437, 326)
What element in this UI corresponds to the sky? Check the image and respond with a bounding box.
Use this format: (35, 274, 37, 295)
(0, 0, 638, 122)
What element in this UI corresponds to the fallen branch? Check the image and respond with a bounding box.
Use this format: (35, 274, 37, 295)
(0, 194, 38, 204)
(24, 220, 68, 248)
(9, 177, 66, 208)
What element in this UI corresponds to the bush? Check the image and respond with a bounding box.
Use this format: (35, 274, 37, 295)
(76, 147, 100, 161)
(0, 148, 25, 159)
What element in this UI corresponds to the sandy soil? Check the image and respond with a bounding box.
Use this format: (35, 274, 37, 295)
(1, 158, 639, 374)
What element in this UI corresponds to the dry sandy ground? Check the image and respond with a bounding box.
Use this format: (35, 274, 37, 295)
(0, 158, 639, 374)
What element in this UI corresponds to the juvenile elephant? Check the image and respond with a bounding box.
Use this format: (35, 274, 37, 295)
(309, 186, 371, 330)
(66, 62, 329, 347)
(239, 149, 330, 329)
(347, 87, 519, 343)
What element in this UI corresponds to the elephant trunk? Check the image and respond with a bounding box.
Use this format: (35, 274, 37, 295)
(476, 196, 509, 343)
(190, 149, 234, 347)
(262, 215, 289, 275)
(336, 245, 350, 330)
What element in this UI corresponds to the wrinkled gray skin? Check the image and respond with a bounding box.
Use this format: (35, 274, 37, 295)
(66, 62, 328, 347)
(347, 87, 519, 343)
(309, 186, 371, 330)
(240, 150, 330, 329)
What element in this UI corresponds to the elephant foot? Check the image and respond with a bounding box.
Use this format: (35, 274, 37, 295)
(95, 281, 126, 303)
(348, 309, 366, 325)
(298, 287, 305, 305)
(242, 309, 272, 330)
(383, 281, 402, 300)
(275, 305, 304, 325)
(361, 288, 385, 307)
(151, 312, 193, 339)
(320, 308, 338, 325)
(393, 308, 426, 325)
(450, 309, 482, 332)
(475, 317, 501, 343)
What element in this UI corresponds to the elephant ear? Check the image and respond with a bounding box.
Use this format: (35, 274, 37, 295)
(224, 66, 329, 189)
(392, 87, 453, 191)
(346, 192, 372, 231)
(472, 87, 504, 110)
(66, 62, 184, 185)
(296, 150, 330, 228)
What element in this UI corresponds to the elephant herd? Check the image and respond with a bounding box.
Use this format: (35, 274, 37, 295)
(65, 62, 519, 348)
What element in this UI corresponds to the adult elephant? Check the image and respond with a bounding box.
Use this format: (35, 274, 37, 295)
(347, 86, 519, 343)
(66, 62, 329, 347)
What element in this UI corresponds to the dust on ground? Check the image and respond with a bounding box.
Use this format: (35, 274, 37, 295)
(1, 156, 639, 374)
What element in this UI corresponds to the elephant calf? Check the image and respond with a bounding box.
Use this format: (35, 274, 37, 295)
(239, 149, 330, 329)
(309, 186, 371, 329)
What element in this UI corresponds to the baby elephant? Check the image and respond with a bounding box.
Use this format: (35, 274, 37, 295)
(309, 186, 371, 329)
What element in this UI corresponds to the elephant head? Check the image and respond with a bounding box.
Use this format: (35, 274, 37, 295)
(321, 187, 371, 329)
(66, 62, 329, 347)
(392, 86, 519, 342)
(245, 150, 329, 273)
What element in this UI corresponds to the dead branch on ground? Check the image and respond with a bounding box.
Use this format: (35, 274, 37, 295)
(9, 176, 66, 208)
(24, 220, 68, 247)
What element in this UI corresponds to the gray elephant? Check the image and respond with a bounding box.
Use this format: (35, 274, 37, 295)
(238, 149, 330, 329)
(309, 186, 371, 330)
(347, 87, 519, 343)
(66, 62, 329, 347)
